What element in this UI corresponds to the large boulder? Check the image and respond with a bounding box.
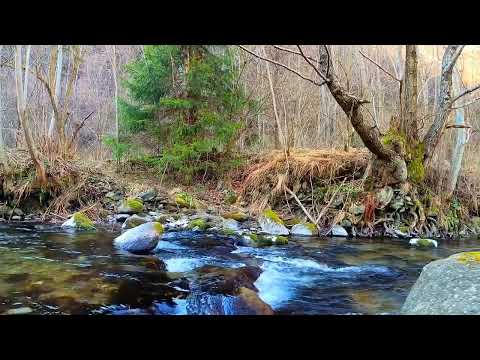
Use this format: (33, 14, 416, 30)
(61, 212, 95, 230)
(401, 252, 480, 315)
(117, 198, 144, 214)
(113, 222, 164, 253)
(291, 222, 318, 236)
(258, 209, 289, 235)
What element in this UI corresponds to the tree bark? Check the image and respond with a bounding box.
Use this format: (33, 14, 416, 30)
(15, 45, 46, 185)
(423, 45, 464, 162)
(48, 45, 63, 138)
(402, 45, 419, 142)
(448, 71, 468, 196)
(0, 45, 6, 167)
(317, 45, 407, 183)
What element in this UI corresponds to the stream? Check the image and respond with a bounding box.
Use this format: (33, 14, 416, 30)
(1, 222, 479, 315)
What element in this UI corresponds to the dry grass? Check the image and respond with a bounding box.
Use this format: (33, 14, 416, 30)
(238, 148, 369, 214)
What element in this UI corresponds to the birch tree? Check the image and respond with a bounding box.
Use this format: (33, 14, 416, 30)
(14, 45, 46, 184)
(48, 45, 63, 138)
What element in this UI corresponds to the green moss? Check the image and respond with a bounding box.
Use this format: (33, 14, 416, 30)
(382, 129, 406, 148)
(455, 252, 480, 265)
(125, 198, 144, 212)
(304, 222, 317, 232)
(152, 222, 164, 234)
(263, 209, 284, 225)
(416, 239, 433, 247)
(175, 192, 195, 208)
(398, 225, 410, 233)
(222, 229, 237, 236)
(225, 190, 237, 205)
(407, 143, 425, 183)
(284, 217, 302, 227)
(188, 218, 209, 231)
(248, 233, 258, 242)
(274, 236, 288, 245)
(72, 212, 95, 230)
(223, 211, 248, 221)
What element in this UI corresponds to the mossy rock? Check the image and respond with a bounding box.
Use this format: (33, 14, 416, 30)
(284, 217, 302, 227)
(263, 209, 284, 225)
(246, 233, 288, 247)
(455, 252, 480, 265)
(223, 211, 249, 222)
(222, 229, 237, 236)
(118, 198, 144, 214)
(187, 218, 209, 231)
(175, 192, 196, 209)
(61, 212, 95, 230)
(73, 212, 95, 230)
(274, 236, 288, 245)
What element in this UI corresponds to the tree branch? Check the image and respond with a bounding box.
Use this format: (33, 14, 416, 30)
(237, 45, 327, 87)
(296, 45, 329, 83)
(358, 50, 401, 82)
(272, 45, 320, 65)
(451, 83, 480, 104)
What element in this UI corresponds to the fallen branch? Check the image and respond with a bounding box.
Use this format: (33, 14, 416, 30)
(284, 186, 321, 232)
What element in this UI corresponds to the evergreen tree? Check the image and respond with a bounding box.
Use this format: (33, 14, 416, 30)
(116, 45, 256, 183)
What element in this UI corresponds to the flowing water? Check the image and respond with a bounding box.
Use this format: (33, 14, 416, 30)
(0, 222, 479, 315)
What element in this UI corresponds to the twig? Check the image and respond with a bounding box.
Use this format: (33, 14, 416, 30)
(272, 45, 320, 65)
(451, 96, 480, 109)
(452, 84, 480, 104)
(358, 50, 401, 82)
(237, 45, 327, 87)
(284, 186, 321, 232)
(296, 45, 329, 83)
(315, 178, 347, 225)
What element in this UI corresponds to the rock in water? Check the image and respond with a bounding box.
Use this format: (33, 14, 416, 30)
(122, 214, 151, 229)
(222, 211, 249, 222)
(409, 238, 438, 248)
(330, 225, 348, 237)
(113, 222, 164, 253)
(222, 218, 240, 232)
(61, 212, 95, 230)
(117, 198, 144, 214)
(401, 252, 480, 315)
(258, 209, 289, 235)
(291, 223, 318, 236)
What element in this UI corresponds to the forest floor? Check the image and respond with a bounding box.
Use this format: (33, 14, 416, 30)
(1, 148, 480, 240)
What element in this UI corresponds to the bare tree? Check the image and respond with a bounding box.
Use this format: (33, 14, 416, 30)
(14, 45, 46, 184)
(402, 45, 419, 142)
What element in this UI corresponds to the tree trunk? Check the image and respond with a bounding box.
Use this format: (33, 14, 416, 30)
(0, 45, 6, 168)
(317, 45, 407, 183)
(262, 45, 284, 149)
(423, 45, 464, 163)
(48, 45, 63, 138)
(448, 71, 467, 196)
(402, 45, 419, 142)
(15, 45, 46, 185)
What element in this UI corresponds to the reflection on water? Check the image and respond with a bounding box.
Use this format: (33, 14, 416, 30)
(0, 223, 479, 315)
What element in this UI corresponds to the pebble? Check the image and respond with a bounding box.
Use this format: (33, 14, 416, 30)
(5, 307, 33, 315)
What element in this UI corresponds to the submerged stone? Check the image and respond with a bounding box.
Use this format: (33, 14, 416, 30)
(409, 238, 438, 248)
(113, 222, 164, 253)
